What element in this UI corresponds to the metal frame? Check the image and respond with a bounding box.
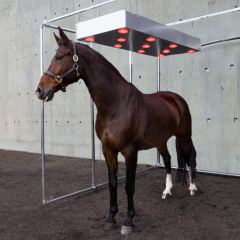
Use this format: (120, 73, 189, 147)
(201, 36, 240, 47)
(40, 4, 240, 204)
(157, 57, 161, 165)
(166, 7, 240, 26)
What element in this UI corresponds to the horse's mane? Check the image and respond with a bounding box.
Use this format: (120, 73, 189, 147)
(77, 43, 128, 83)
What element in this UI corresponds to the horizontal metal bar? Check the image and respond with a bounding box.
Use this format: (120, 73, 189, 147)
(44, 186, 95, 204)
(95, 166, 156, 186)
(136, 166, 156, 174)
(196, 169, 240, 178)
(44, 165, 157, 204)
(156, 164, 240, 178)
(166, 7, 240, 26)
(43, 23, 76, 33)
(47, 0, 118, 23)
(201, 36, 240, 47)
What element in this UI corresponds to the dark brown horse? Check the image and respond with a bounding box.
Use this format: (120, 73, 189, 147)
(36, 28, 197, 235)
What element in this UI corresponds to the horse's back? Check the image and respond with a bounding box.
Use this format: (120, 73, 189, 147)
(139, 91, 191, 149)
(157, 91, 192, 136)
(144, 91, 190, 118)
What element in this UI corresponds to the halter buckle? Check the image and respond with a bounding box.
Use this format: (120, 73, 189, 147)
(73, 55, 78, 62)
(73, 64, 78, 70)
(55, 76, 62, 83)
(73, 64, 80, 77)
(61, 86, 66, 92)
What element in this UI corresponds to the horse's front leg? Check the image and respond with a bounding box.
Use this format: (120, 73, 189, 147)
(102, 146, 119, 231)
(121, 148, 138, 235)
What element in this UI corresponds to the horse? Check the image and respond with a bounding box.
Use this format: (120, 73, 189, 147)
(36, 27, 197, 235)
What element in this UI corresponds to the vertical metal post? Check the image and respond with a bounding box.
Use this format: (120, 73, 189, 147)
(157, 57, 160, 166)
(40, 24, 46, 203)
(129, 51, 132, 83)
(89, 42, 96, 188)
(91, 99, 96, 188)
(157, 58, 160, 92)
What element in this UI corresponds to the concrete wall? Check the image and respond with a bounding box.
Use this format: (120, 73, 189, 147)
(0, 0, 240, 174)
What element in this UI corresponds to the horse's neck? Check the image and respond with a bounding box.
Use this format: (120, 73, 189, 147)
(77, 44, 129, 115)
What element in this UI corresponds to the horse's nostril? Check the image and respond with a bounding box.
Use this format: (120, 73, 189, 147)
(36, 87, 42, 96)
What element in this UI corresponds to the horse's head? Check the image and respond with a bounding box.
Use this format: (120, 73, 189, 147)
(36, 28, 81, 102)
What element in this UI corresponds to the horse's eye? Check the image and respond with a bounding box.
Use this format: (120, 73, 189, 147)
(56, 56, 63, 61)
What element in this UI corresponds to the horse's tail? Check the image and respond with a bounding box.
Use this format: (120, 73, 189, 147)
(189, 139, 197, 181)
(175, 138, 197, 184)
(175, 138, 188, 185)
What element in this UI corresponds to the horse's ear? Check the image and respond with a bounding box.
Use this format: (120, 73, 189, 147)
(58, 27, 70, 44)
(53, 32, 63, 46)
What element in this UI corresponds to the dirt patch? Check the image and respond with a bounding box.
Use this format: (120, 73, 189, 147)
(0, 149, 240, 240)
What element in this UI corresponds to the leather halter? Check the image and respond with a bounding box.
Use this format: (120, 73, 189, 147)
(44, 40, 80, 92)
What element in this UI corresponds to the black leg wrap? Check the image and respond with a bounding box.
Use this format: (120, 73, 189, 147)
(105, 214, 116, 224)
(103, 211, 117, 231)
(123, 217, 134, 228)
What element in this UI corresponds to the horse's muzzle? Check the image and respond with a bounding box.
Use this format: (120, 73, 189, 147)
(35, 87, 53, 102)
(44, 90, 53, 102)
(35, 87, 42, 97)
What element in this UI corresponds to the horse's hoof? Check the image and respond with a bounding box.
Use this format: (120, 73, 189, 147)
(103, 222, 116, 231)
(190, 189, 197, 196)
(121, 225, 133, 235)
(162, 193, 171, 199)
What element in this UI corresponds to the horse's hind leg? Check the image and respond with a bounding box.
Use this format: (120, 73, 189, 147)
(102, 145, 118, 231)
(177, 138, 197, 195)
(188, 140, 197, 195)
(158, 145, 173, 199)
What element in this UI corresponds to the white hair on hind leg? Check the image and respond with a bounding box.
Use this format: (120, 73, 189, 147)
(188, 167, 197, 193)
(189, 182, 197, 191)
(162, 173, 173, 199)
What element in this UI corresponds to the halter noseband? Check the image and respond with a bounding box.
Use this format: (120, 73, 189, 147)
(44, 40, 80, 92)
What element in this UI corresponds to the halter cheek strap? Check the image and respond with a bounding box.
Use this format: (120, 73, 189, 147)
(44, 40, 80, 92)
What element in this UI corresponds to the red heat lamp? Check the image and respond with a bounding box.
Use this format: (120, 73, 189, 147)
(118, 28, 129, 34)
(114, 44, 123, 48)
(85, 36, 95, 42)
(169, 43, 178, 48)
(188, 49, 196, 53)
(162, 49, 170, 53)
(138, 49, 145, 53)
(146, 36, 156, 42)
(117, 37, 127, 42)
(157, 53, 165, 57)
(142, 44, 151, 48)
